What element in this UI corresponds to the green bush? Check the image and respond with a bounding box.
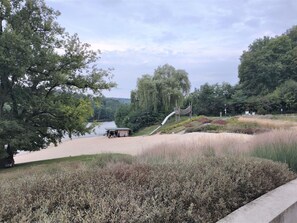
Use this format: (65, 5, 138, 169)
(0, 156, 295, 222)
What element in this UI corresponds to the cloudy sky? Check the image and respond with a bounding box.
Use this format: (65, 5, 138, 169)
(46, 0, 297, 98)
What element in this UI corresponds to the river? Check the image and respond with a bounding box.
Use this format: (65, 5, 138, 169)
(16, 121, 117, 156)
(65, 121, 117, 140)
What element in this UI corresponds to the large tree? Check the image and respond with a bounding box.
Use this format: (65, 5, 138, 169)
(189, 82, 234, 116)
(0, 0, 115, 159)
(238, 26, 297, 96)
(132, 64, 191, 114)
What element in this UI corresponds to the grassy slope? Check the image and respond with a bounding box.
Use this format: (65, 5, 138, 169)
(135, 114, 297, 136)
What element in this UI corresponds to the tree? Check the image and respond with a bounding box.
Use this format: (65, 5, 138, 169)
(114, 104, 131, 128)
(238, 26, 297, 96)
(115, 64, 190, 133)
(92, 97, 127, 121)
(133, 64, 191, 114)
(189, 83, 234, 116)
(0, 0, 115, 160)
(270, 80, 297, 113)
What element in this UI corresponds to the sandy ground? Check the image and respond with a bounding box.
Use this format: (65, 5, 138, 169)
(15, 132, 253, 164)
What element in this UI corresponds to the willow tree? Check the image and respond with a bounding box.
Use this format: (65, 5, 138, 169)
(0, 0, 115, 161)
(133, 64, 191, 113)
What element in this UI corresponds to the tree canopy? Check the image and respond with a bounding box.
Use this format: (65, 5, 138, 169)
(0, 0, 115, 157)
(188, 83, 234, 116)
(92, 97, 130, 121)
(238, 26, 297, 96)
(115, 64, 190, 132)
(131, 64, 191, 114)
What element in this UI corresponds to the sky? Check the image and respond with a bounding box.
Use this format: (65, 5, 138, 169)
(46, 0, 297, 98)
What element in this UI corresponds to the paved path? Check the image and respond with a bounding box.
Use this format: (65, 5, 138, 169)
(15, 132, 252, 164)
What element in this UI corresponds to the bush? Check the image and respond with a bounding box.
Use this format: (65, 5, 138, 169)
(212, 119, 227, 125)
(196, 117, 212, 124)
(0, 157, 295, 222)
(225, 118, 268, 135)
(185, 124, 222, 133)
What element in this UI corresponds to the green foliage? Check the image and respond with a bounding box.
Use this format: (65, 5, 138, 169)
(114, 104, 131, 128)
(132, 64, 191, 114)
(189, 82, 234, 116)
(239, 26, 297, 97)
(0, 0, 115, 154)
(92, 97, 129, 121)
(185, 26, 297, 116)
(270, 80, 297, 113)
(115, 106, 162, 132)
(0, 156, 294, 222)
(118, 64, 190, 133)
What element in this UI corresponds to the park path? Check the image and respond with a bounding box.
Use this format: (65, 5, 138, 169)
(15, 132, 252, 164)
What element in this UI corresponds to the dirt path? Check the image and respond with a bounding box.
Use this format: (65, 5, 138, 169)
(15, 132, 253, 164)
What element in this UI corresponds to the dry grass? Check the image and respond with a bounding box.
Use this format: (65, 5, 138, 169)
(238, 116, 297, 129)
(139, 129, 297, 171)
(251, 129, 297, 147)
(138, 133, 252, 163)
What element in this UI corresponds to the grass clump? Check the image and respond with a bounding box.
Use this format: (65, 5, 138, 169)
(0, 156, 295, 223)
(250, 130, 297, 172)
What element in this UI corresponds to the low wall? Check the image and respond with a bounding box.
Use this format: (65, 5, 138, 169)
(217, 178, 297, 223)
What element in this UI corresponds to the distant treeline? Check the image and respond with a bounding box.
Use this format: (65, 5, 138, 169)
(90, 98, 130, 121)
(114, 25, 297, 132)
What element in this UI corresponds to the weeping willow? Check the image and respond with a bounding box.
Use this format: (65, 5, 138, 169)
(132, 64, 191, 114)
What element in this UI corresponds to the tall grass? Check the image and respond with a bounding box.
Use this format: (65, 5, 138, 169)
(238, 116, 296, 129)
(138, 133, 252, 164)
(141, 129, 297, 173)
(250, 130, 297, 171)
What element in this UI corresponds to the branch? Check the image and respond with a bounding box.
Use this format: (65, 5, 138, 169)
(45, 83, 58, 98)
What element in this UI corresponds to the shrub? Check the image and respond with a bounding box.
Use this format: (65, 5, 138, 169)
(185, 124, 222, 133)
(212, 119, 227, 125)
(0, 157, 295, 223)
(196, 117, 212, 124)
